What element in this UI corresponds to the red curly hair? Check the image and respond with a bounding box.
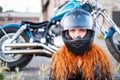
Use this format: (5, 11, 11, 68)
(50, 43, 112, 80)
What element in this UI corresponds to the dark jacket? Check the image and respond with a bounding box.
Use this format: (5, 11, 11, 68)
(50, 43, 112, 80)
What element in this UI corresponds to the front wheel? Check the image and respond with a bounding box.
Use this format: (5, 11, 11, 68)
(0, 27, 33, 71)
(105, 30, 120, 62)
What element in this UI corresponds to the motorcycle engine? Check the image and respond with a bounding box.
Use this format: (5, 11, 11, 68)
(33, 28, 44, 42)
(53, 35, 64, 47)
(50, 22, 64, 47)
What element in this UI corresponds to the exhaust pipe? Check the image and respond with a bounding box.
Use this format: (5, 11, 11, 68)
(3, 43, 58, 54)
(3, 49, 51, 54)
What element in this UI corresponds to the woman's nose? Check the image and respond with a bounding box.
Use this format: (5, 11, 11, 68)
(75, 32, 84, 39)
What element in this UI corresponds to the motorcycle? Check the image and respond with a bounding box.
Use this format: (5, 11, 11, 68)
(0, 0, 120, 70)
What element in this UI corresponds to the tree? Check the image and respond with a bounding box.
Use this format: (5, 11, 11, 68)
(0, 6, 3, 13)
(41, 0, 49, 21)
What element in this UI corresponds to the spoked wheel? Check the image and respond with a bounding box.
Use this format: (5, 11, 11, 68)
(106, 30, 120, 63)
(0, 27, 33, 71)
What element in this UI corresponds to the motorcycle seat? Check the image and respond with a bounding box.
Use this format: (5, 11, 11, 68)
(21, 21, 49, 29)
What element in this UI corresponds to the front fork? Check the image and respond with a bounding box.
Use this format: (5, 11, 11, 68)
(101, 11, 120, 34)
(94, 10, 120, 39)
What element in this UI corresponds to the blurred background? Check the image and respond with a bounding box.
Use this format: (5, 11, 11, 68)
(0, 0, 120, 79)
(0, 0, 120, 26)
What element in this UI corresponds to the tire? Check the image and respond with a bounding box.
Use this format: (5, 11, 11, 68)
(0, 27, 33, 71)
(105, 30, 120, 62)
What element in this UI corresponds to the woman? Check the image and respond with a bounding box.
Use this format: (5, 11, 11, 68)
(50, 9, 112, 80)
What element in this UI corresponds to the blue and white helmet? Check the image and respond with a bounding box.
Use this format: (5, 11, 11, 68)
(61, 9, 95, 55)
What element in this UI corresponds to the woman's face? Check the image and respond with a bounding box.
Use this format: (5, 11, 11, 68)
(68, 28, 87, 40)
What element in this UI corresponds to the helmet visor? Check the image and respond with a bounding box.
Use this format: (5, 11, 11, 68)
(61, 9, 94, 31)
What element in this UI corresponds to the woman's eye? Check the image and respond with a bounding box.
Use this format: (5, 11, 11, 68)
(79, 29, 86, 32)
(69, 29, 75, 32)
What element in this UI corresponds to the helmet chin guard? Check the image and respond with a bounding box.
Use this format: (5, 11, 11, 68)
(62, 30, 95, 55)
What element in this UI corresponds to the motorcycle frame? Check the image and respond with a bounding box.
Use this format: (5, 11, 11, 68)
(0, 0, 120, 54)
